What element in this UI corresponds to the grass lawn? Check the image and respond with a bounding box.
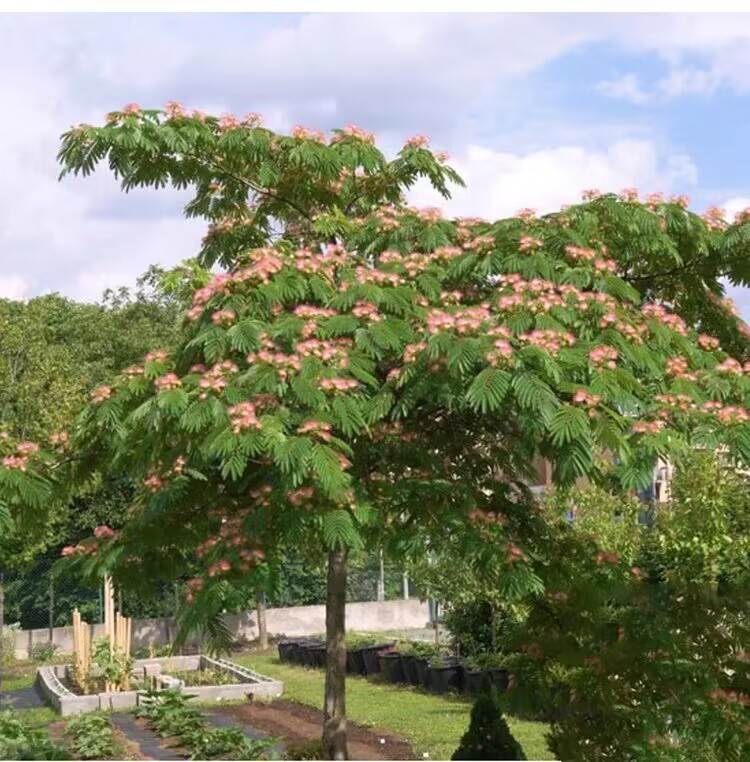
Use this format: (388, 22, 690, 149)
(237, 651, 553, 761)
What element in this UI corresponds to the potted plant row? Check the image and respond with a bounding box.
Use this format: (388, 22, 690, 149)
(277, 637, 326, 668)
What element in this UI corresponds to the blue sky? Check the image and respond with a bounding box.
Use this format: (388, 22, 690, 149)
(1, 12, 749, 312)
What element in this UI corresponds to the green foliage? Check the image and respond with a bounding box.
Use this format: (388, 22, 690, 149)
(27, 642, 58, 664)
(0, 709, 69, 761)
(64, 713, 115, 760)
(135, 688, 274, 759)
(91, 637, 132, 690)
(452, 683, 527, 760)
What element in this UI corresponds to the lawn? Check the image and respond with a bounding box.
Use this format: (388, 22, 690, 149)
(237, 651, 554, 761)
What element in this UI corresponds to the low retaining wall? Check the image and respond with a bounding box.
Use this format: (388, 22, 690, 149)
(36, 655, 283, 716)
(15, 598, 430, 658)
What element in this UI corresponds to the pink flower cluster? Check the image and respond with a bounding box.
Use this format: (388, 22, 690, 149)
(505, 543, 528, 565)
(94, 525, 116, 539)
(354, 266, 404, 287)
(519, 235, 543, 252)
(426, 306, 491, 335)
(291, 125, 326, 142)
(416, 207, 443, 222)
(211, 309, 236, 326)
(319, 377, 359, 393)
(145, 350, 169, 363)
(49, 431, 69, 447)
(352, 301, 382, 322)
(619, 188, 639, 202)
(297, 420, 333, 441)
(641, 304, 688, 336)
(716, 406, 750, 425)
(287, 486, 315, 506)
(198, 361, 239, 396)
(154, 373, 181, 392)
(702, 206, 727, 230)
(2, 455, 28, 471)
(229, 402, 262, 433)
(589, 345, 618, 368)
(123, 365, 144, 378)
(403, 342, 427, 363)
(698, 334, 721, 351)
(573, 389, 601, 407)
(716, 357, 743, 374)
(632, 420, 665, 435)
(405, 135, 430, 148)
(91, 385, 112, 404)
(521, 329, 575, 353)
(336, 124, 375, 143)
(296, 338, 352, 366)
(516, 208, 537, 221)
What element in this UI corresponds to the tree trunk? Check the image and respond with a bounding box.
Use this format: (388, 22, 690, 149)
(322, 548, 348, 760)
(256, 591, 268, 651)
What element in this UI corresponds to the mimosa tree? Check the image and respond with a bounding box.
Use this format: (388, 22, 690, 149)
(53, 105, 750, 758)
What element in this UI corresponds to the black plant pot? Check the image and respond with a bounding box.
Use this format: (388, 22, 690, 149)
(287, 641, 304, 665)
(488, 667, 509, 693)
(428, 658, 462, 694)
(277, 639, 299, 663)
(462, 667, 485, 694)
(346, 648, 366, 676)
(309, 644, 327, 669)
(361, 643, 392, 675)
(401, 654, 420, 686)
(299, 640, 323, 668)
(415, 657, 431, 690)
(378, 653, 405, 684)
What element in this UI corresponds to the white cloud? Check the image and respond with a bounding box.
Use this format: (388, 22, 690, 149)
(0, 276, 30, 300)
(596, 73, 650, 104)
(723, 197, 750, 222)
(410, 139, 698, 220)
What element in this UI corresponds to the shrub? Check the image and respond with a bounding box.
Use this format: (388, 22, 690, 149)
(0, 709, 69, 761)
(452, 681, 526, 760)
(28, 642, 58, 664)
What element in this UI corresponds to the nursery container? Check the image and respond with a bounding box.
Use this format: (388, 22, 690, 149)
(309, 643, 327, 669)
(277, 639, 299, 664)
(378, 652, 406, 684)
(415, 657, 431, 689)
(461, 665, 485, 694)
(299, 640, 323, 668)
(488, 667, 509, 693)
(361, 643, 392, 675)
(346, 648, 366, 675)
(400, 654, 420, 685)
(427, 657, 462, 694)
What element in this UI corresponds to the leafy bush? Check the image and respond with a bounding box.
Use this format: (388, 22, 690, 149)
(136, 689, 274, 759)
(171, 668, 238, 686)
(1, 626, 18, 667)
(28, 642, 58, 664)
(64, 713, 115, 760)
(452, 682, 526, 760)
(0, 709, 69, 761)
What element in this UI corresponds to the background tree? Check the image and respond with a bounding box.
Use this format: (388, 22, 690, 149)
(55, 105, 750, 758)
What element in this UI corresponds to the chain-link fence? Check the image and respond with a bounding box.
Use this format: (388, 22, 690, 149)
(1, 551, 416, 643)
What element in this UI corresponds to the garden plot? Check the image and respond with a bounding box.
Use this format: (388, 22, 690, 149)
(36, 654, 283, 715)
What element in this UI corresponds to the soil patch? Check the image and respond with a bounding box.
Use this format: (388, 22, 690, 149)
(217, 699, 414, 760)
(112, 714, 184, 760)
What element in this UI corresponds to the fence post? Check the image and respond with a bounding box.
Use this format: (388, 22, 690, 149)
(376, 549, 385, 602)
(48, 572, 54, 643)
(402, 571, 410, 600)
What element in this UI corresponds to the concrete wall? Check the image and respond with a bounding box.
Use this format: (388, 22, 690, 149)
(14, 598, 430, 658)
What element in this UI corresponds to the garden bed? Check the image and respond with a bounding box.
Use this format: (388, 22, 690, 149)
(36, 655, 283, 715)
(217, 699, 414, 760)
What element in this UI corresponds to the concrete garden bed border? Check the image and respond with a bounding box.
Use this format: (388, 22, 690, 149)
(36, 654, 283, 716)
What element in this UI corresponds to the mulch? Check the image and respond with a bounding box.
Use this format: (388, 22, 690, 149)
(216, 699, 415, 760)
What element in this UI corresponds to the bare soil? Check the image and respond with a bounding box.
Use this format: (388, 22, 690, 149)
(217, 699, 414, 760)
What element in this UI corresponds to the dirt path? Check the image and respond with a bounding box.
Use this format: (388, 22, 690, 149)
(217, 699, 414, 760)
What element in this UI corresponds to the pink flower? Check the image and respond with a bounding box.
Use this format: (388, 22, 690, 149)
(211, 309, 236, 326)
(619, 187, 639, 202)
(61, 546, 78, 557)
(519, 235, 543, 252)
(228, 402, 261, 433)
(94, 525, 115, 539)
(405, 135, 430, 148)
(698, 334, 720, 351)
(2, 455, 28, 471)
(164, 101, 186, 119)
(90, 385, 112, 404)
(16, 441, 39, 456)
(588, 345, 618, 369)
(516, 208, 536, 221)
(581, 188, 602, 201)
(121, 103, 141, 115)
(154, 373, 181, 392)
(291, 125, 326, 142)
(242, 112, 263, 127)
